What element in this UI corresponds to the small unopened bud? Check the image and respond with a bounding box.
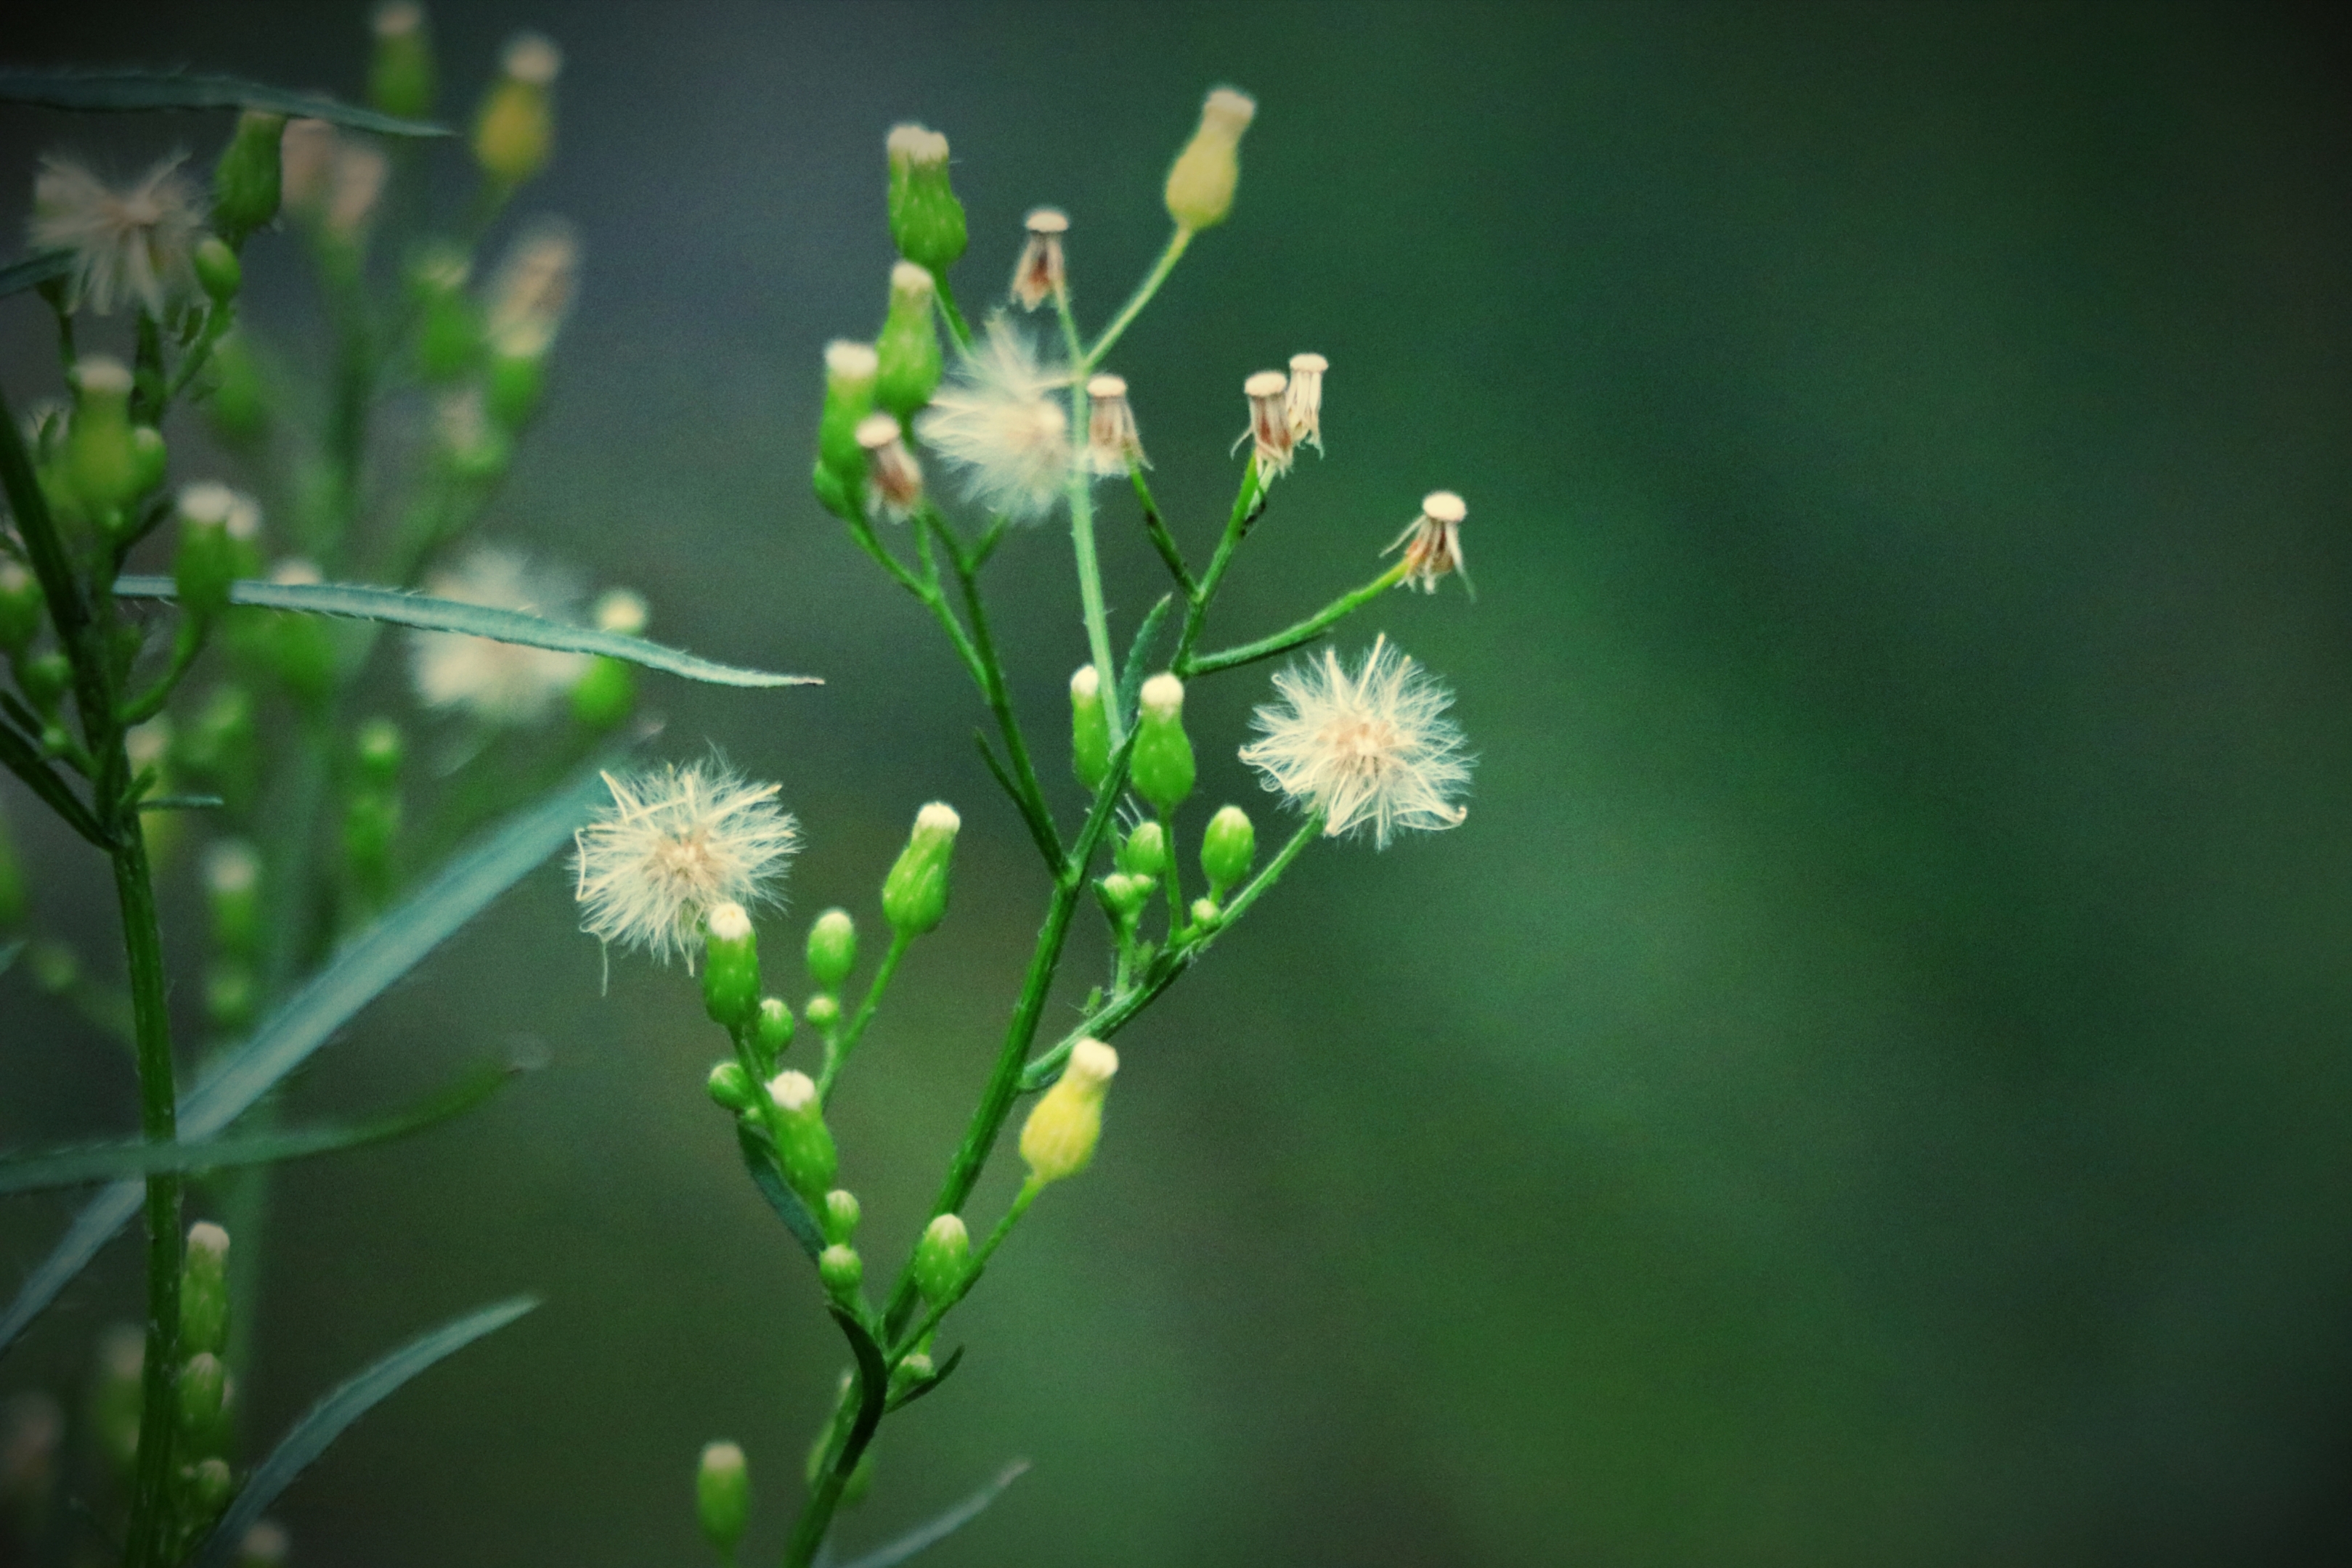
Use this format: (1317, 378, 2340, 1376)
(696, 1441, 750, 1552)
(174, 481, 239, 619)
(1164, 86, 1256, 232)
(1011, 207, 1068, 311)
(180, 1221, 232, 1357)
(473, 33, 561, 186)
(911, 1212, 970, 1305)
(805, 908, 857, 990)
(1098, 872, 1153, 926)
(765, 1070, 837, 1204)
(1130, 674, 1195, 813)
(193, 236, 242, 303)
(1083, 372, 1147, 474)
(1386, 489, 1468, 595)
(369, 1, 436, 121)
(0, 559, 43, 657)
(881, 802, 960, 937)
(818, 1244, 864, 1305)
(804, 992, 841, 1031)
(817, 340, 880, 495)
(1190, 896, 1220, 928)
(822, 1188, 861, 1246)
(875, 261, 943, 418)
(1200, 805, 1256, 896)
(1020, 1038, 1119, 1184)
(701, 902, 760, 1031)
(66, 358, 142, 517)
(1240, 369, 1294, 481)
(707, 1060, 757, 1113)
(855, 412, 924, 521)
(1116, 821, 1168, 877)
(176, 1352, 228, 1447)
(211, 110, 287, 245)
(207, 330, 267, 442)
(21, 651, 70, 716)
(885, 124, 967, 271)
(1285, 352, 1327, 453)
(1069, 665, 1110, 791)
(754, 996, 794, 1062)
(188, 1455, 235, 1517)
(890, 1352, 935, 1395)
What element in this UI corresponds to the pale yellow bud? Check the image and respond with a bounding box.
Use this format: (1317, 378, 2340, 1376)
(1164, 87, 1256, 232)
(1019, 1039, 1119, 1184)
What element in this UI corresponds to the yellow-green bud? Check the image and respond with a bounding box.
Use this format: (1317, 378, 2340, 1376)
(803, 993, 841, 1031)
(884, 124, 967, 271)
(21, 651, 70, 715)
(880, 802, 959, 937)
(473, 33, 560, 186)
(707, 1060, 757, 1114)
(570, 656, 635, 729)
(822, 1188, 860, 1246)
(206, 330, 267, 443)
(179, 1221, 232, 1357)
(485, 349, 546, 429)
(0, 559, 41, 657)
(805, 908, 856, 990)
(1097, 872, 1153, 925)
(818, 340, 880, 485)
(765, 1071, 837, 1205)
(354, 717, 402, 785)
(65, 359, 142, 518)
(174, 482, 239, 619)
(211, 110, 286, 246)
(1116, 821, 1168, 877)
(1129, 674, 1195, 813)
(1200, 804, 1255, 896)
(818, 1244, 863, 1305)
(1020, 1038, 1118, 1184)
(1070, 664, 1110, 791)
(1190, 896, 1219, 928)
(696, 1441, 750, 1553)
(1164, 87, 1256, 232)
(129, 425, 168, 507)
(754, 996, 794, 1063)
(188, 1455, 235, 1517)
(911, 1212, 969, 1305)
(874, 261, 943, 419)
(368, 2, 436, 121)
(890, 1351, 935, 1396)
(701, 902, 760, 1031)
(176, 1352, 227, 1448)
(193, 237, 242, 304)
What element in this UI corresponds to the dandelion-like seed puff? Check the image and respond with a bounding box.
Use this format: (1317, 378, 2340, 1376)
(1240, 635, 1472, 848)
(409, 545, 591, 724)
(28, 155, 203, 317)
(915, 316, 1073, 520)
(574, 761, 799, 965)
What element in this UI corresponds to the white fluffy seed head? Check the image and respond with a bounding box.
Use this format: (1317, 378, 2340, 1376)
(573, 761, 800, 965)
(768, 1069, 817, 1113)
(1239, 634, 1473, 849)
(914, 318, 1075, 521)
(1422, 490, 1466, 523)
(1140, 672, 1184, 720)
(1067, 1038, 1119, 1086)
(410, 546, 591, 725)
(33, 158, 204, 317)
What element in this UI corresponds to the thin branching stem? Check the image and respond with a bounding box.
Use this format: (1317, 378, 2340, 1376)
(1180, 560, 1409, 677)
(1085, 226, 1192, 372)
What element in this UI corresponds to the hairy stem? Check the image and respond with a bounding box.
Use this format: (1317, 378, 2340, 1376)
(820, 931, 911, 1101)
(1086, 226, 1192, 372)
(1179, 560, 1409, 677)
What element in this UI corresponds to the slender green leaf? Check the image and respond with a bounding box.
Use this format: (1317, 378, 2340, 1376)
(0, 250, 72, 301)
(1116, 592, 1176, 727)
(829, 1302, 890, 1474)
(0, 717, 109, 849)
(137, 793, 224, 812)
(0, 70, 449, 136)
(0, 759, 611, 1358)
(113, 576, 818, 690)
(835, 1461, 1030, 1568)
(0, 1062, 519, 1195)
(193, 1297, 537, 1568)
(736, 1122, 826, 1261)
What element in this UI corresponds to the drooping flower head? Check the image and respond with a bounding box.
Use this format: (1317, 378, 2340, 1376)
(1385, 489, 1469, 596)
(574, 761, 799, 965)
(408, 544, 590, 724)
(29, 154, 204, 317)
(1010, 207, 1069, 311)
(1239, 635, 1471, 848)
(855, 412, 925, 520)
(914, 316, 1073, 520)
(1237, 369, 1294, 481)
(1083, 373, 1147, 475)
(1285, 352, 1327, 453)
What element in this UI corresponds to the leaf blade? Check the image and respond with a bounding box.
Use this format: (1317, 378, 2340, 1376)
(193, 1297, 537, 1568)
(834, 1461, 1031, 1568)
(113, 576, 819, 690)
(0, 250, 73, 301)
(1116, 592, 1176, 728)
(734, 1122, 826, 1261)
(0, 716, 110, 848)
(0, 70, 449, 136)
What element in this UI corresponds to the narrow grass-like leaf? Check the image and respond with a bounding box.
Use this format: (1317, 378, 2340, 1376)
(193, 1297, 536, 1568)
(137, 793, 224, 812)
(1116, 592, 1176, 727)
(834, 1461, 1031, 1568)
(0, 70, 448, 136)
(735, 1122, 826, 1261)
(0, 250, 72, 301)
(0, 717, 109, 849)
(0, 759, 611, 1358)
(829, 1303, 890, 1472)
(113, 576, 816, 689)
(0, 1061, 519, 1195)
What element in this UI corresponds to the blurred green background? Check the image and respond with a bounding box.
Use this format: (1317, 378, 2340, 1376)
(7, 2, 2352, 1563)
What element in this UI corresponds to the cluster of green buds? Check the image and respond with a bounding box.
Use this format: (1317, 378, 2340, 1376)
(170, 1222, 238, 1540)
(341, 718, 403, 918)
(202, 839, 263, 1030)
(41, 359, 168, 541)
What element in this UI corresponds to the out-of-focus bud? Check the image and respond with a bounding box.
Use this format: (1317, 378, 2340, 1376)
(1130, 674, 1195, 813)
(277, 118, 336, 219)
(193, 236, 242, 304)
(818, 1244, 863, 1307)
(881, 803, 959, 937)
(1189, 895, 1220, 928)
(20, 651, 70, 716)
(473, 33, 561, 187)
(1069, 665, 1110, 791)
(236, 1519, 290, 1568)
(354, 716, 402, 787)
(368, 1, 436, 121)
(410, 245, 480, 383)
(802, 992, 841, 1032)
(205, 330, 268, 444)
(855, 412, 923, 521)
(766, 1070, 837, 1206)
(1010, 208, 1067, 311)
(1200, 805, 1255, 897)
(707, 1059, 757, 1114)
(179, 685, 259, 808)
(701, 902, 761, 1032)
(263, 560, 336, 703)
(753, 996, 794, 1064)
(696, 1441, 751, 1555)
(65, 358, 142, 518)
(211, 110, 287, 247)
(805, 908, 856, 990)
(435, 388, 510, 482)
(818, 341, 880, 490)
(822, 1188, 860, 1246)
(911, 1212, 969, 1306)
(483, 219, 579, 419)
(1019, 1038, 1119, 1185)
(175, 1352, 227, 1450)
(0, 803, 26, 929)
(1116, 820, 1169, 878)
(1165, 87, 1256, 232)
(187, 1455, 234, 1519)
(884, 124, 966, 272)
(0, 558, 44, 657)
(174, 481, 239, 619)
(91, 1324, 142, 1478)
(874, 261, 943, 419)
(179, 1221, 232, 1357)
(324, 143, 389, 241)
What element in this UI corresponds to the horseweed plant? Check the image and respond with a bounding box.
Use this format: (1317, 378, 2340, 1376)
(0, 13, 1475, 1568)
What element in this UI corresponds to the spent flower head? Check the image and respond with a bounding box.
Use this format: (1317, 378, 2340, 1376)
(409, 544, 591, 724)
(484, 216, 580, 358)
(574, 761, 799, 965)
(1238, 369, 1294, 480)
(1083, 373, 1147, 475)
(1286, 352, 1327, 453)
(1240, 634, 1471, 848)
(914, 316, 1073, 520)
(1010, 207, 1069, 311)
(1386, 490, 1469, 595)
(29, 153, 204, 317)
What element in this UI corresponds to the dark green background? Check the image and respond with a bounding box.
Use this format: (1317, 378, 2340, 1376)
(6, 4, 2352, 1563)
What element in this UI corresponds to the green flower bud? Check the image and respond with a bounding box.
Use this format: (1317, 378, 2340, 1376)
(473, 33, 560, 187)
(754, 996, 794, 1063)
(187, 1455, 235, 1518)
(818, 1244, 863, 1305)
(21, 651, 70, 715)
(368, 2, 436, 121)
(28, 940, 78, 995)
(410, 245, 481, 383)
(1069, 665, 1110, 791)
(881, 801, 960, 937)
(1020, 1039, 1118, 1185)
(874, 261, 943, 419)
(1117, 821, 1168, 877)
(1129, 674, 1195, 813)
(812, 458, 853, 520)
(1164, 87, 1256, 232)
(765, 1071, 837, 1206)
(211, 110, 286, 246)
(805, 908, 857, 990)
(911, 1212, 969, 1306)
(803, 992, 841, 1032)
(1190, 896, 1220, 928)
(353, 717, 402, 786)
(65, 359, 142, 518)
(129, 425, 168, 508)
(570, 656, 635, 730)
(179, 1221, 231, 1357)
(890, 1351, 935, 1396)
(175, 1352, 227, 1449)
(1, 558, 46, 656)
(206, 962, 256, 1029)
(707, 1060, 757, 1113)
(264, 577, 336, 704)
(205, 331, 268, 444)
(696, 1441, 750, 1554)
(174, 483, 239, 620)
(485, 349, 545, 430)
(818, 340, 879, 485)
(1097, 872, 1153, 924)
(701, 902, 760, 1032)
(822, 1188, 861, 1246)
(192, 236, 241, 304)
(1200, 804, 1256, 896)
(884, 124, 967, 271)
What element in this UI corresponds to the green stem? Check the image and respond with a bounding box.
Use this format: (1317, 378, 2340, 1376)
(1129, 467, 1197, 598)
(932, 271, 974, 353)
(1179, 560, 1409, 677)
(927, 511, 1063, 869)
(890, 1175, 1041, 1362)
(164, 301, 237, 403)
(1085, 226, 1192, 372)
(820, 931, 911, 1101)
(1054, 293, 1120, 746)
(1172, 458, 1268, 671)
(118, 615, 211, 725)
